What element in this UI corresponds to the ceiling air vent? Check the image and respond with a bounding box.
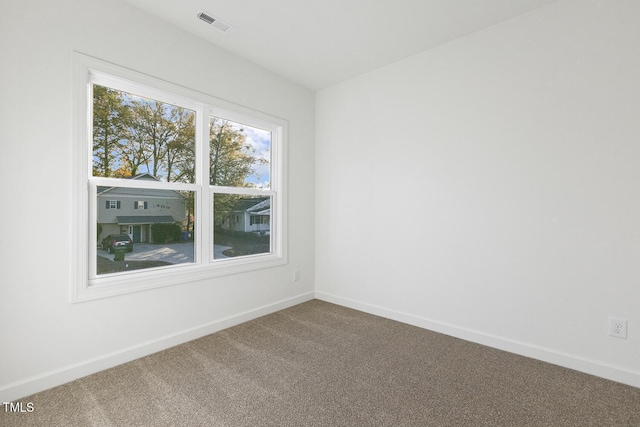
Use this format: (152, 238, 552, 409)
(197, 11, 231, 33)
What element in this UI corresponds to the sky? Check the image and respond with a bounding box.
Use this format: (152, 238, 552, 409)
(241, 125, 271, 189)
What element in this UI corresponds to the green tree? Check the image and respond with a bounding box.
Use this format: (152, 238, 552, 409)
(165, 107, 195, 182)
(210, 119, 266, 225)
(92, 85, 129, 177)
(169, 112, 197, 233)
(210, 119, 261, 186)
(129, 100, 174, 179)
(120, 100, 196, 183)
(118, 111, 150, 178)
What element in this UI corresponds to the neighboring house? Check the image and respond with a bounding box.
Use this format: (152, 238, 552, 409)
(218, 197, 270, 234)
(97, 173, 187, 243)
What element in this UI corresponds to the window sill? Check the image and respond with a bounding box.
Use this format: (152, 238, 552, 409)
(72, 254, 286, 303)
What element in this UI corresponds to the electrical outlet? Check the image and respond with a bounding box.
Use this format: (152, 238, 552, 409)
(293, 269, 300, 282)
(609, 317, 627, 339)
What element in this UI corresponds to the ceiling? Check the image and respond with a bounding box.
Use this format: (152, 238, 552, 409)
(122, 0, 560, 90)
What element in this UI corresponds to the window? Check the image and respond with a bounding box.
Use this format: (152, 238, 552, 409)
(72, 53, 286, 302)
(250, 215, 269, 226)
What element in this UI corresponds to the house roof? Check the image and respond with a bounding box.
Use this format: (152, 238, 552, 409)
(116, 215, 176, 225)
(229, 197, 270, 213)
(97, 174, 185, 199)
(246, 198, 270, 213)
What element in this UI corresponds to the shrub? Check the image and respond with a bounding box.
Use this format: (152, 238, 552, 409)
(151, 223, 182, 243)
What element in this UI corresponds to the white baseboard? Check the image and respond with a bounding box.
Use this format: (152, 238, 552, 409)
(315, 291, 640, 389)
(0, 292, 315, 402)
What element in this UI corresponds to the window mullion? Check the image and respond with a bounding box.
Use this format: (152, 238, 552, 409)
(197, 107, 210, 264)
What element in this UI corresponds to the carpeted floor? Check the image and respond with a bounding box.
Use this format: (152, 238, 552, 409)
(2, 300, 639, 426)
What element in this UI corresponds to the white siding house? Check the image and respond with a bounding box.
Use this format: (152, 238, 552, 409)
(97, 174, 187, 243)
(218, 197, 270, 234)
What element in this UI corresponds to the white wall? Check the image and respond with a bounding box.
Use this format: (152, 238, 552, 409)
(316, 0, 640, 387)
(0, 0, 315, 400)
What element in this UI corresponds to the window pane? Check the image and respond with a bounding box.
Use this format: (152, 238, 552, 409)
(96, 187, 195, 275)
(209, 117, 271, 189)
(92, 84, 196, 183)
(213, 193, 271, 260)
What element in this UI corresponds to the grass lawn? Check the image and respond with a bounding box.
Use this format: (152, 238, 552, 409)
(214, 231, 270, 257)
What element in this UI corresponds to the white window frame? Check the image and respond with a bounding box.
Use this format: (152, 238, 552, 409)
(72, 53, 287, 302)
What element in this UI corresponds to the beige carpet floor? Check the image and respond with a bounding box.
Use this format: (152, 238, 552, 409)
(2, 300, 639, 426)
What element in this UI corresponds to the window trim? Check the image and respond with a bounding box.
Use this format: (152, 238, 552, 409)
(72, 52, 287, 303)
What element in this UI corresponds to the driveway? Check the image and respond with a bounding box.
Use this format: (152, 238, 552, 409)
(98, 242, 230, 263)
